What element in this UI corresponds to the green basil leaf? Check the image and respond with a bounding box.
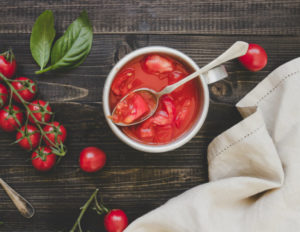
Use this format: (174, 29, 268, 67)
(49, 11, 92, 72)
(30, 10, 56, 70)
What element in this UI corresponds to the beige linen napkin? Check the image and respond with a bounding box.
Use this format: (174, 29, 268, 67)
(125, 57, 300, 232)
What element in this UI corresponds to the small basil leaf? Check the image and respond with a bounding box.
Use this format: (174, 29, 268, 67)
(50, 11, 93, 71)
(30, 10, 56, 70)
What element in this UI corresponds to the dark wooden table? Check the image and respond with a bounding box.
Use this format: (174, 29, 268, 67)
(0, 1, 299, 231)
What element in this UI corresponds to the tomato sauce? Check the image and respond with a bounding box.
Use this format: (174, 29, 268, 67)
(109, 53, 202, 145)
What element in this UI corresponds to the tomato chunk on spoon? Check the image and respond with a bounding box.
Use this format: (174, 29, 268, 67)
(112, 92, 152, 125)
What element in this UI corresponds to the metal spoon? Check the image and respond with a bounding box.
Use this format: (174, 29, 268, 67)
(111, 41, 249, 126)
(0, 178, 35, 218)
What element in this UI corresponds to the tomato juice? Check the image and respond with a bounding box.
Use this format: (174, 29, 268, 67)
(109, 53, 203, 145)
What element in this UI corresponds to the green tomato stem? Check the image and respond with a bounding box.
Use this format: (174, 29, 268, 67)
(70, 189, 99, 232)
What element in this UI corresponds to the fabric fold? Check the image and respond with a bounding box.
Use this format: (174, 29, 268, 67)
(125, 57, 300, 232)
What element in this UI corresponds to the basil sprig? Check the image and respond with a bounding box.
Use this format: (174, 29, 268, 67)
(30, 10, 93, 74)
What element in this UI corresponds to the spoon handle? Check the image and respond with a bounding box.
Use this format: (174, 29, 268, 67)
(0, 178, 35, 218)
(159, 41, 249, 95)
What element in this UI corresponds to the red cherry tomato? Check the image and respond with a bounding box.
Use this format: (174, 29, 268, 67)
(0, 50, 16, 79)
(28, 100, 52, 124)
(238, 43, 267, 72)
(31, 146, 56, 171)
(43, 121, 67, 147)
(12, 77, 37, 103)
(143, 54, 174, 75)
(0, 83, 8, 109)
(111, 68, 136, 96)
(16, 124, 41, 151)
(0, 105, 23, 132)
(104, 209, 128, 232)
(79, 147, 106, 173)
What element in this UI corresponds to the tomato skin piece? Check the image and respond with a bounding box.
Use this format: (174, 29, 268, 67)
(154, 124, 173, 144)
(16, 124, 41, 151)
(168, 70, 185, 85)
(104, 209, 128, 232)
(152, 96, 175, 126)
(79, 147, 106, 173)
(28, 100, 52, 124)
(111, 68, 135, 96)
(175, 99, 192, 128)
(12, 77, 37, 103)
(0, 105, 23, 132)
(143, 54, 174, 74)
(137, 118, 155, 139)
(0, 51, 16, 79)
(43, 121, 67, 147)
(238, 43, 267, 72)
(0, 83, 8, 109)
(31, 147, 56, 171)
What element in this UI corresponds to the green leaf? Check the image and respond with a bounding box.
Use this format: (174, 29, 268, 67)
(36, 11, 93, 74)
(30, 10, 56, 70)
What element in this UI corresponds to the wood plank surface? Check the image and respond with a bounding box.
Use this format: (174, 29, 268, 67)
(1, 0, 300, 231)
(0, 0, 300, 35)
(0, 33, 299, 231)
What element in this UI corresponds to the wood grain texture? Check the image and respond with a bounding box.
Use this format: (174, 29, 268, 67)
(0, 32, 299, 231)
(0, 0, 300, 35)
(1, 0, 300, 230)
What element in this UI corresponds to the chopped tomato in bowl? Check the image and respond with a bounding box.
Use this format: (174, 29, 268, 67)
(109, 53, 202, 145)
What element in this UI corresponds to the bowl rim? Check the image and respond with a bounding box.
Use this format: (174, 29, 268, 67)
(102, 46, 210, 153)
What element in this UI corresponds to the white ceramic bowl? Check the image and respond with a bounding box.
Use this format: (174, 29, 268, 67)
(103, 46, 227, 153)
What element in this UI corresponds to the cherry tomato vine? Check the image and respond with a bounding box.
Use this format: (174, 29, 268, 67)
(70, 189, 128, 232)
(0, 51, 67, 171)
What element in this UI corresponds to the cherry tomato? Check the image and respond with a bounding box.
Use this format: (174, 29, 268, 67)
(0, 105, 23, 132)
(12, 77, 37, 103)
(16, 124, 41, 151)
(111, 68, 135, 96)
(143, 54, 174, 75)
(79, 147, 106, 173)
(104, 209, 128, 232)
(43, 121, 67, 147)
(31, 146, 56, 171)
(0, 83, 8, 109)
(238, 43, 267, 72)
(28, 100, 52, 124)
(0, 50, 16, 79)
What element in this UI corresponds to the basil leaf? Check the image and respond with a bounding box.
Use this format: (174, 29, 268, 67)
(30, 10, 56, 70)
(36, 11, 93, 74)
